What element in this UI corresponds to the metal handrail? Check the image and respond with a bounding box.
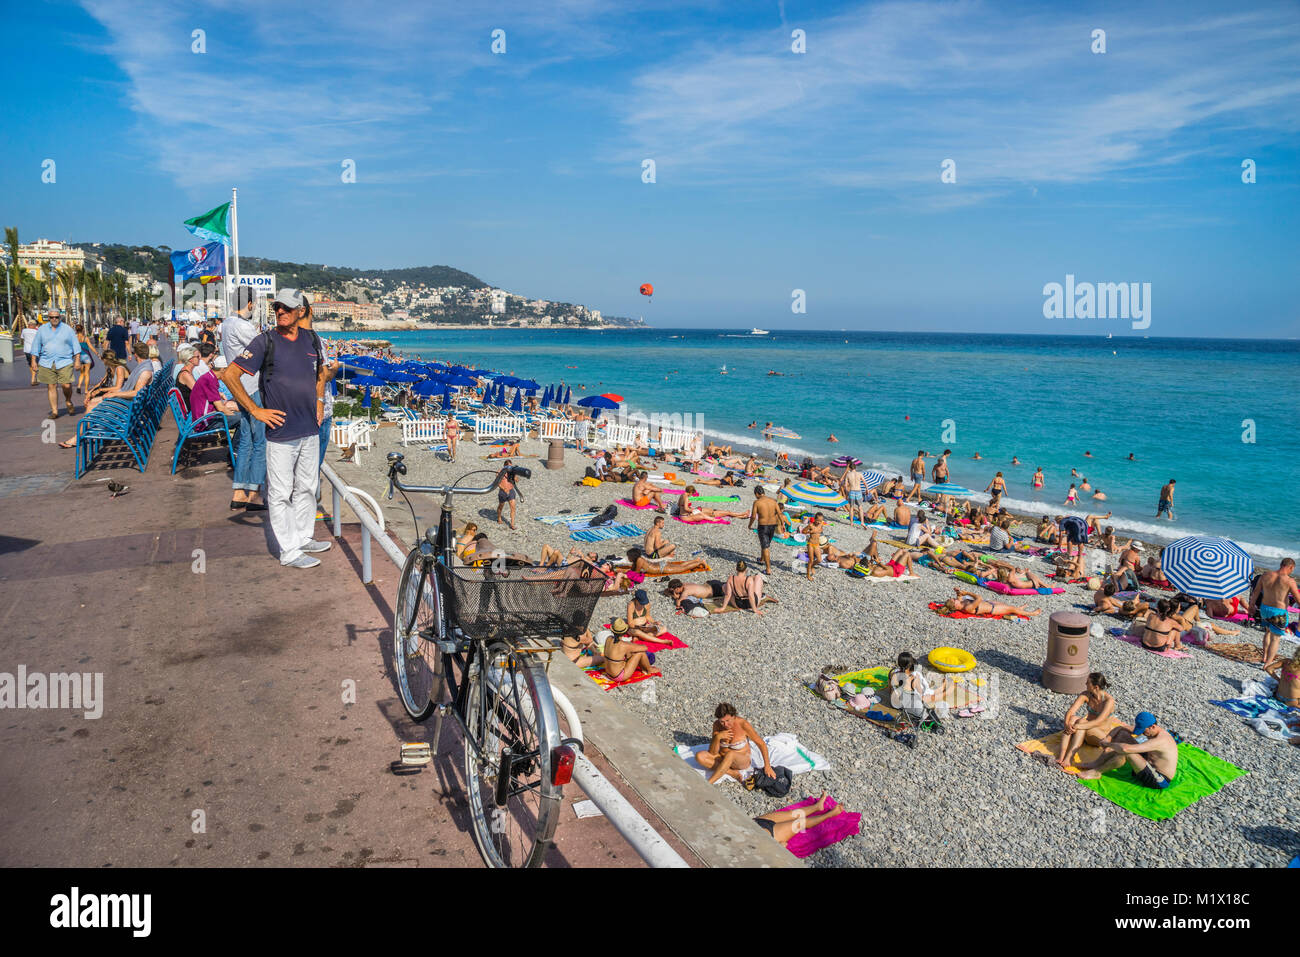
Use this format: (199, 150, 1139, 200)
(318, 462, 689, 868)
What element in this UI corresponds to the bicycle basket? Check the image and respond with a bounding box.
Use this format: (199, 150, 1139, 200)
(438, 563, 604, 642)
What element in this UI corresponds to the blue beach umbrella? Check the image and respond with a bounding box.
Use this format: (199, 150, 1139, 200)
(441, 386, 453, 410)
(440, 374, 478, 387)
(350, 375, 387, 388)
(563, 386, 572, 405)
(785, 481, 848, 509)
(362, 386, 372, 409)
(860, 469, 889, 491)
(412, 380, 442, 397)
(510, 389, 523, 413)
(927, 483, 976, 497)
(382, 370, 419, 383)
(576, 395, 619, 411)
(1161, 536, 1254, 599)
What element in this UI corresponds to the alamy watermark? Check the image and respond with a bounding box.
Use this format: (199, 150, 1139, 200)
(0, 667, 103, 719)
(1042, 274, 1151, 330)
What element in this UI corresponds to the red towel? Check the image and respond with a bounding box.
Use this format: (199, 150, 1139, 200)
(927, 601, 1025, 620)
(599, 628, 688, 651)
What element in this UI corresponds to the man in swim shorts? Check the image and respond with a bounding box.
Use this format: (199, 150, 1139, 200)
(748, 486, 789, 576)
(1252, 558, 1300, 667)
(495, 460, 519, 529)
(1156, 479, 1175, 520)
(910, 450, 926, 486)
(631, 472, 667, 512)
(1076, 711, 1178, 788)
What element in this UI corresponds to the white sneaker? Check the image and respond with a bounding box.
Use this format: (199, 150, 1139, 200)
(284, 554, 321, 568)
(300, 540, 333, 553)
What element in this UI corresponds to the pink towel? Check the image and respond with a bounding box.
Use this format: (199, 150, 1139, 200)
(616, 499, 659, 510)
(672, 515, 730, 525)
(599, 627, 689, 651)
(1113, 633, 1191, 659)
(774, 795, 861, 859)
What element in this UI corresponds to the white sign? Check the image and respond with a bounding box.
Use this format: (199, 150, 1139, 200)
(230, 274, 276, 293)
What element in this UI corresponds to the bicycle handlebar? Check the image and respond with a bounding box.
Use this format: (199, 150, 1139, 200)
(385, 452, 530, 500)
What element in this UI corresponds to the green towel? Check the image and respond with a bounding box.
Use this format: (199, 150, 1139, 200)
(831, 666, 891, 692)
(1076, 743, 1247, 821)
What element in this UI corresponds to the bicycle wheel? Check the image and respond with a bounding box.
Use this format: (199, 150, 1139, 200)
(393, 549, 444, 721)
(463, 642, 562, 868)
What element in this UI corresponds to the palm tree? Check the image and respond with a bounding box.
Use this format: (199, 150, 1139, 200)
(57, 266, 78, 320)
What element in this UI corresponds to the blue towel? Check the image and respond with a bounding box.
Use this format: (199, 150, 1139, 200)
(1208, 696, 1296, 719)
(570, 523, 643, 543)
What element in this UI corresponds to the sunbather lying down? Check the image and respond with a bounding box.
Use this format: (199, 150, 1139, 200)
(753, 791, 845, 845)
(486, 441, 520, 458)
(941, 587, 1042, 618)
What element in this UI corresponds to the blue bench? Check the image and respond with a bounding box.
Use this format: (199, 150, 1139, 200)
(166, 388, 234, 474)
(74, 360, 174, 479)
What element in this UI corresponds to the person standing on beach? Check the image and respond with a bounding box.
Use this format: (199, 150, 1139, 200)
(1156, 479, 1176, 520)
(1032, 467, 1045, 491)
(496, 459, 519, 529)
(910, 451, 927, 487)
(224, 288, 333, 569)
(932, 449, 951, 483)
(1251, 559, 1300, 668)
(748, 486, 789, 576)
(840, 462, 865, 526)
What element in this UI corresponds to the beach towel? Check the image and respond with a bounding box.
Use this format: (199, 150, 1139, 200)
(1207, 696, 1295, 720)
(1108, 629, 1191, 659)
(535, 513, 597, 525)
(672, 515, 731, 525)
(775, 535, 837, 547)
(806, 668, 985, 716)
(774, 795, 861, 859)
(984, 580, 1064, 596)
(584, 666, 660, 691)
(1076, 743, 1247, 821)
(1180, 634, 1269, 665)
(674, 733, 832, 782)
(704, 596, 778, 614)
(616, 499, 665, 510)
(848, 568, 921, 582)
(1015, 717, 1124, 774)
(570, 523, 644, 543)
(690, 495, 743, 502)
(927, 601, 1027, 620)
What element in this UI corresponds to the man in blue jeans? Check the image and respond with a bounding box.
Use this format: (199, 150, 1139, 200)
(221, 288, 266, 510)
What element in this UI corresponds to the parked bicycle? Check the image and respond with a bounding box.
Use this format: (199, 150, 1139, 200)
(385, 452, 604, 867)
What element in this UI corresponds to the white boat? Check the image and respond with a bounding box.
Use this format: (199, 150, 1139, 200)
(751, 328, 769, 335)
(720, 364, 728, 374)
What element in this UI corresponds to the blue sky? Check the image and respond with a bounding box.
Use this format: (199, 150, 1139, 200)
(4, 0, 1298, 335)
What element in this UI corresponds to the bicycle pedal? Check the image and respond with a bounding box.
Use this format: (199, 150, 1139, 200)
(399, 742, 432, 767)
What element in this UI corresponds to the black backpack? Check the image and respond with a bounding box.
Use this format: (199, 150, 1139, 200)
(589, 504, 618, 527)
(750, 765, 792, 797)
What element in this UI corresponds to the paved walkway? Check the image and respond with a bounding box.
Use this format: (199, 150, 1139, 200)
(0, 355, 698, 867)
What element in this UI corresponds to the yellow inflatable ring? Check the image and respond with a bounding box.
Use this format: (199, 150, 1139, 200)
(929, 646, 976, 673)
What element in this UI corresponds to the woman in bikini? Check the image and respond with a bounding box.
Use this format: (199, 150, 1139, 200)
(1140, 599, 1183, 651)
(1032, 467, 1044, 491)
(444, 412, 460, 462)
(455, 522, 479, 562)
(561, 626, 605, 667)
(800, 514, 830, 579)
(625, 588, 668, 641)
(1170, 596, 1240, 639)
(1263, 647, 1300, 707)
(1055, 672, 1115, 768)
(695, 702, 775, 785)
(675, 486, 749, 520)
(888, 650, 953, 708)
(601, 619, 656, 683)
(991, 563, 1051, 590)
(862, 546, 921, 578)
(719, 561, 768, 616)
(941, 587, 1042, 618)
(624, 546, 709, 577)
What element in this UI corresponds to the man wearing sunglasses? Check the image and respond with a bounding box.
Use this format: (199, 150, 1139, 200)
(222, 288, 333, 568)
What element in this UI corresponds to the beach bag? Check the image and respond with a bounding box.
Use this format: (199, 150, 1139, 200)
(814, 675, 841, 701)
(581, 477, 602, 487)
(590, 504, 618, 527)
(750, 765, 793, 797)
(584, 466, 598, 479)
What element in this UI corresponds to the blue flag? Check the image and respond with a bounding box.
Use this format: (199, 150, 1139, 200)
(170, 242, 226, 282)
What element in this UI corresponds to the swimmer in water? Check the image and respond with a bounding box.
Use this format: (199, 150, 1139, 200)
(1127, 453, 1136, 461)
(1092, 490, 1107, 500)
(827, 434, 838, 443)
(1084, 451, 1093, 458)
(1011, 457, 1021, 466)
(972, 452, 982, 460)
(1032, 467, 1044, 489)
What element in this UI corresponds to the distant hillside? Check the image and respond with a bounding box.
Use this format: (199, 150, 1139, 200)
(73, 243, 486, 292)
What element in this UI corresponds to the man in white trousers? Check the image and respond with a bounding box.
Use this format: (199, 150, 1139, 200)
(223, 288, 332, 568)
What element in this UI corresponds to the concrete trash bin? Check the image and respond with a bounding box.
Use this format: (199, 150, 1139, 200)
(545, 439, 564, 470)
(1042, 610, 1090, 694)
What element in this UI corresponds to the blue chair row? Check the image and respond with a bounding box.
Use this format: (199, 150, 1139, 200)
(166, 388, 234, 474)
(74, 360, 174, 479)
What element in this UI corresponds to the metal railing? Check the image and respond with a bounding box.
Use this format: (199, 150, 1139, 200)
(318, 462, 689, 868)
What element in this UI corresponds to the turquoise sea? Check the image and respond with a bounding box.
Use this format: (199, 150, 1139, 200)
(322, 328, 1300, 562)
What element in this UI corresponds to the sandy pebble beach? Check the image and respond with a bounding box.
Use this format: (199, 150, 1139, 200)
(342, 424, 1299, 868)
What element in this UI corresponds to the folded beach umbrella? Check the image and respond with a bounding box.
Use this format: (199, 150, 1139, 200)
(510, 389, 523, 413)
(1162, 536, 1254, 599)
(496, 382, 508, 405)
(786, 481, 848, 509)
(441, 386, 453, 410)
(859, 469, 889, 491)
(830, 455, 862, 468)
(362, 386, 372, 409)
(927, 483, 976, 497)
(562, 386, 572, 405)
(576, 395, 619, 411)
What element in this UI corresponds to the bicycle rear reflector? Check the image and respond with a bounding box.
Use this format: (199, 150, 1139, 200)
(551, 745, 576, 787)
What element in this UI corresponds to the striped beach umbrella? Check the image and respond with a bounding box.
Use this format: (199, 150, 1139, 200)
(927, 483, 976, 497)
(830, 455, 862, 467)
(1162, 536, 1253, 599)
(785, 481, 847, 509)
(860, 469, 889, 491)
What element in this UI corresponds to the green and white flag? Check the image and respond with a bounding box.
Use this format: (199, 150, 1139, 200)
(183, 202, 232, 244)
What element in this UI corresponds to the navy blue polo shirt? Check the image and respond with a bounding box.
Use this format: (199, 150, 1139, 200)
(233, 329, 320, 443)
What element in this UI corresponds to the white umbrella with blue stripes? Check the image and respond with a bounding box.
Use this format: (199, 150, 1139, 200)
(859, 469, 889, 491)
(1161, 536, 1253, 599)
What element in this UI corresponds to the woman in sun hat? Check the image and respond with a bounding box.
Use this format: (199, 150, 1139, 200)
(600, 618, 656, 683)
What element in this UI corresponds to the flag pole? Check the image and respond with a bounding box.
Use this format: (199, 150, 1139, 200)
(230, 186, 241, 326)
